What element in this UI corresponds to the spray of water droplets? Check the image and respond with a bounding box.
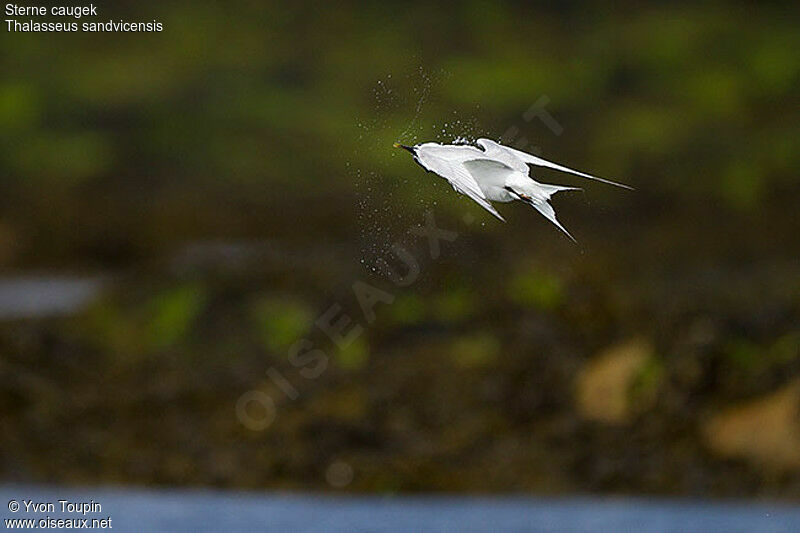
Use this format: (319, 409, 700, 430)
(350, 68, 488, 275)
(350, 68, 429, 275)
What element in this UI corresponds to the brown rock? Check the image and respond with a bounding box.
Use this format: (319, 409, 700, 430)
(575, 338, 653, 424)
(705, 381, 800, 470)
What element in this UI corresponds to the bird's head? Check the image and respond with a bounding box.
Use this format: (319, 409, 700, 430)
(393, 142, 415, 154)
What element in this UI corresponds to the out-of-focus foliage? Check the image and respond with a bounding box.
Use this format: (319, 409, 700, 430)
(0, 2, 798, 268)
(250, 296, 313, 353)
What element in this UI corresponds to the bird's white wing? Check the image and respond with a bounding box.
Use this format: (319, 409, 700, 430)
(472, 139, 529, 173)
(416, 149, 505, 221)
(477, 138, 632, 190)
(416, 143, 486, 161)
(462, 158, 517, 191)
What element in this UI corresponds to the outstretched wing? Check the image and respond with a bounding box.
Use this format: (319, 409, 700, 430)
(477, 138, 633, 190)
(416, 151, 505, 221)
(462, 158, 517, 192)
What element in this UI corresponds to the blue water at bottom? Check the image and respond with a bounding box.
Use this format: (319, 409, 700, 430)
(2, 485, 798, 532)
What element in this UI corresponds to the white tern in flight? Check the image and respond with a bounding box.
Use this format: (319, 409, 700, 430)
(394, 138, 631, 241)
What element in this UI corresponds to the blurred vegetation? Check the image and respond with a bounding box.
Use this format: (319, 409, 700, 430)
(1, 1, 799, 497)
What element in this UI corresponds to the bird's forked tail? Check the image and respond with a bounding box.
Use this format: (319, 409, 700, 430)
(509, 183, 580, 243)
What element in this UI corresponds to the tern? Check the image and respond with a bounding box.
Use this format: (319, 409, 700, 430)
(394, 138, 631, 241)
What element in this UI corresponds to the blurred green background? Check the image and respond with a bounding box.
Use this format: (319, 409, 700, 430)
(1, 1, 799, 497)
